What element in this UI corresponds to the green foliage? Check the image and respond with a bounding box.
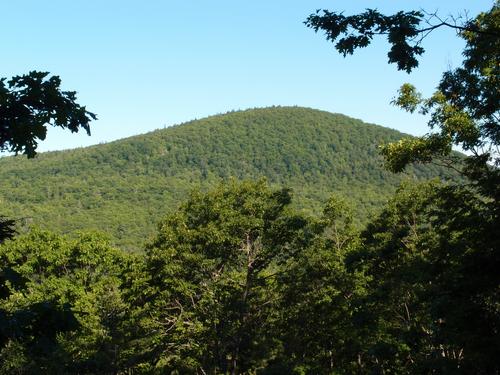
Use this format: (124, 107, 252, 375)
(380, 135, 453, 173)
(132, 180, 313, 373)
(349, 181, 500, 374)
(0, 178, 497, 373)
(0, 107, 457, 251)
(0, 71, 96, 158)
(305, 9, 426, 73)
(0, 230, 131, 374)
(1, 4, 496, 372)
(306, 2, 499, 199)
(307, 3, 499, 373)
(0, 216, 16, 244)
(0, 70, 95, 254)
(273, 196, 366, 374)
(391, 83, 422, 113)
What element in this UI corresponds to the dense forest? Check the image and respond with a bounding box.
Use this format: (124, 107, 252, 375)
(0, 178, 497, 374)
(0, 107, 455, 251)
(1, 1, 498, 374)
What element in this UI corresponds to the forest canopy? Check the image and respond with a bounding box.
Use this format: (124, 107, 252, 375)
(0, 1, 498, 374)
(0, 107, 458, 251)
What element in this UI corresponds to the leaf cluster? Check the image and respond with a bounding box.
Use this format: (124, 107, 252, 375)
(305, 9, 425, 72)
(0, 71, 96, 158)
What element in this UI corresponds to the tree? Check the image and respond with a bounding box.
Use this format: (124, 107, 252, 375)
(349, 181, 499, 374)
(305, 2, 500, 373)
(0, 70, 96, 242)
(273, 196, 366, 374)
(0, 71, 96, 158)
(0, 217, 16, 244)
(0, 230, 130, 374)
(134, 180, 313, 374)
(0, 71, 98, 371)
(305, 2, 500, 200)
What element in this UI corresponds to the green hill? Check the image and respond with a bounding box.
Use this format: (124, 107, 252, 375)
(0, 106, 455, 251)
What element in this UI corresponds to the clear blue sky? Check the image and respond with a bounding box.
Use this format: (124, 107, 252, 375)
(1, 0, 494, 152)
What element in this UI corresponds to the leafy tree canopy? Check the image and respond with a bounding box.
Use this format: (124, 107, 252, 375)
(0, 230, 129, 374)
(138, 179, 314, 373)
(0, 71, 96, 158)
(0, 70, 96, 242)
(350, 181, 500, 374)
(306, 2, 500, 373)
(306, 2, 500, 200)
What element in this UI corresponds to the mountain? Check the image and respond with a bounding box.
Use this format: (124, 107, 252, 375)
(0, 106, 456, 251)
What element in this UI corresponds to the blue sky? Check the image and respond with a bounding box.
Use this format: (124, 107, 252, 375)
(1, 0, 494, 152)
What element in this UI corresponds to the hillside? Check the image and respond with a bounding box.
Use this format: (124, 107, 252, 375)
(0, 106, 455, 251)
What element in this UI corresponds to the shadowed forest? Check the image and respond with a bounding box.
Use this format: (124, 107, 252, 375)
(0, 2, 498, 374)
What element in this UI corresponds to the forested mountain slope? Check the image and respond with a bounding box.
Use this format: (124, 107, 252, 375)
(0, 106, 455, 251)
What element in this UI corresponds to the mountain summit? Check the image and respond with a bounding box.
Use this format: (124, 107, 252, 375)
(0, 106, 453, 250)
